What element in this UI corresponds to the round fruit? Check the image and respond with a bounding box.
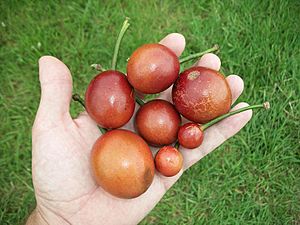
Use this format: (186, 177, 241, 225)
(85, 70, 135, 129)
(155, 146, 183, 177)
(91, 129, 155, 199)
(127, 43, 180, 94)
(178, 122, 204, 149)
(172, 66, 232, 123)
(135, 99, 181, 146)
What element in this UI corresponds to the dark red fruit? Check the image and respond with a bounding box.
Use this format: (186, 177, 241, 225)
(85, 70, 135, 129)
(172, 66, 232, 123)
(178, 123, 204, 149)
(155, 146, 183, 177)
(135, 99, 181, 146)
(127, 43, 180, 94)
(91, 129, 155, 199)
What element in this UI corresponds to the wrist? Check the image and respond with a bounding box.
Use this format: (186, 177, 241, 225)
(26, 207, 70, 225)
(26, 208, 48, 225)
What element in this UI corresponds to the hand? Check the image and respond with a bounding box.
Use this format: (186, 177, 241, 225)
(27, 33, 252, 225)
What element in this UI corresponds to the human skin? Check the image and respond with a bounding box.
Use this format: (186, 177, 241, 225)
(27, 33, 252, 225)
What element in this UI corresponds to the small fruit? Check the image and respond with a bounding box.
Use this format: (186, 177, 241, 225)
(127, 43, 180, 94)
(178, 102, 271, 149)
(172, 66, 232, 123)
(85, 70, 135, 129)
(91, 129, 155, 199)
(178, 123, 203, 149)
(135, 99, 181, 146)
(155, 146, 183, 177)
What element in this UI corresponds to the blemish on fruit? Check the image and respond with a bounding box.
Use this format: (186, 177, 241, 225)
(187, 71, 200, 80)
(143, 167, 153, 188)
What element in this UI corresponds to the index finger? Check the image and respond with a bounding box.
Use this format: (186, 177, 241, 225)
(159, 33, 186, 57)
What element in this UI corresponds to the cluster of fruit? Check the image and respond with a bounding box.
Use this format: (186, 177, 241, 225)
(73, 19, 269, 199)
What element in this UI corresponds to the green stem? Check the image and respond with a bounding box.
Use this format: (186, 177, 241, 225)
(179, 44, 219, 64)
(201, 102, 270, 130)
(72, 94, 85, 108)
(97, 126, 108, 135)
(72, 94, 107, 134)
(135, 95, 145, 106)
(112, 18, 130, 70)
(174, 141, 180, 149)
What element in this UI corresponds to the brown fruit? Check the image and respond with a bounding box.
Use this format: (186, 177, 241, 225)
(155, 146, 183, 177)
(85, 70, 135, 129)
(91, 129, 155, 199)
(178, 122, 204, 149)
(127, 43, 180, 94)
(172, 66, 232, 123)
(135, 99, 181, 146)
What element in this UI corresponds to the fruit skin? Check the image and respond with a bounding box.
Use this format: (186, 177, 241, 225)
(172, 66, 232, 124)
(178, 123, 204, 149)
(85, 70, 135, 129)
(155, 146, 183, 177)
(135, 99, 181, 146)
(91, 129, 155, 199)
(127, 43, 180, 94)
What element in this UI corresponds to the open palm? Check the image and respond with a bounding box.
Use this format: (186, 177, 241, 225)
(29, 33, 252, 225)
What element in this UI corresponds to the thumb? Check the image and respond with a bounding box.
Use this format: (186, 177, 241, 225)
(35, 56, 72, 126)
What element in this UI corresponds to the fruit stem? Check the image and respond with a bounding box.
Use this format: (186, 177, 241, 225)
(179, 44, 219, 64)
(97, 126, 108, 135)
(135, 95, 145, 106)
(72, 94, 85, 108)
(174, 141, 180, 149)
(72, 94, 107, 134)
(201, 102, 270, 130)
(112, 18, 130, 70)
(91, 64, 106, 72)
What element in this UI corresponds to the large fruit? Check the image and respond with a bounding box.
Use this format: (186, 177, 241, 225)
(172, 66, 232, 123)
(127, 43, 180, 94)
(135, 99, 181, 146)
(85, 70, 135, 128)
(91, 129, 155, 199)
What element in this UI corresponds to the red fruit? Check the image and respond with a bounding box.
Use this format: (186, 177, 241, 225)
(135, 99, 181, 146)
(85, 70, 135, 129)
(178, 123, 204, 149)
(172, 66, 232, 123)
(127, 43, 180, 94)
(91, 129, 155, 199)
(155, 146, 183, 177)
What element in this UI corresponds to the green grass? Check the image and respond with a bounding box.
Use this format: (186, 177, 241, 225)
(1, 0, 299, 224)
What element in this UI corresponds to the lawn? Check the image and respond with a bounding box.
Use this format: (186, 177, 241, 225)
(0, 0, 299, 224)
